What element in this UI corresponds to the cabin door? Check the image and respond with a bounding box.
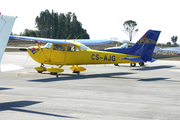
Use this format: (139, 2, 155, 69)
(50, 44, 66, 64)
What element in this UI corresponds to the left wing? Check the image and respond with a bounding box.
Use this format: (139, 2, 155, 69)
(10, 35, 115, 45)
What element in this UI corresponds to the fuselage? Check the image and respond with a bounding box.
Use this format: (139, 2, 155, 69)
(152, 46, 180, 59)
(106, 43, 180, 59)
(27, 42, 140, 65)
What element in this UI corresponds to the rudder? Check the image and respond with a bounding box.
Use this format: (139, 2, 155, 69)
(130, 30, 161, 61)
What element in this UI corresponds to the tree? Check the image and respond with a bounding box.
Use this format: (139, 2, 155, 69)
(167, 42, 171, 46)
(35, 10, 90, 39)
(35, 9, 52, 38)
(51, 10, 58, 39)
(23, 29, 30, 36)
(57, 13, 66, 39)
(123, 20, 138, 41)
(65, 12, 72, 38)
(28, 30, 37, 37)
(21, 29, 37, 37)
(171, 36, 178, 45)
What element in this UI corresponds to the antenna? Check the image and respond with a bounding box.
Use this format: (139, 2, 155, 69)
(65, 34, 72, 42)
(74, 34, 81, 42)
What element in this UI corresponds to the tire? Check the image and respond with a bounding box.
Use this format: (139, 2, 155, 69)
(114, 64, 119, 66)
(50, 72, 57, 75)
(37, 71, 42, 73)
(73, 71, 80, 74)
(139, 62, 144, 66)
(130, 63, 136, 67)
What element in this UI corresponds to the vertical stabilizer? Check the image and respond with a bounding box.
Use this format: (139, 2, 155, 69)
(0, 14, 16, 72)
(103, 30, 161, 62)
(130, 30, 161, 61)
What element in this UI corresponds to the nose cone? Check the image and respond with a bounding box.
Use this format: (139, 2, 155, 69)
(26, 46, 41, 63)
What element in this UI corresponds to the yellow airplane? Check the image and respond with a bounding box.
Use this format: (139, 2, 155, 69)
(10, 30, 161, 75)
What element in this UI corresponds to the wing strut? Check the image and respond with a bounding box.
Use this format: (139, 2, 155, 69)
(35, 42, 50, 63)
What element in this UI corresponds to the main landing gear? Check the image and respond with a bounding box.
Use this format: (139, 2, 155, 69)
(70, 65, 86, 75)
(34, 64, 86, 75)
(34, 64, 64, 75)
(130, 62, 145, 67)
(114, 62, 145, 67)
(130, 63, 136, 67)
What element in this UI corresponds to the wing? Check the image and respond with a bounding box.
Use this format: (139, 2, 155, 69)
(161, 47, 180, 51)
(10, 35, 115, 45)
(10, 35, 74, 45)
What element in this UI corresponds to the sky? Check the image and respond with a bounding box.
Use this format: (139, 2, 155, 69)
(1, 0, 180, 44)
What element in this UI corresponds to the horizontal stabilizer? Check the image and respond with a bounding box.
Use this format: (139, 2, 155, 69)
(149, 58, 156, 63)
(122, 57, 156, 63)
(122, 57, 145, 62)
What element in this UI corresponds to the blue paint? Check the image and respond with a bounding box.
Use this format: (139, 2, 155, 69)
(91, 54, 116, 62)
(101, 30, 161, 62)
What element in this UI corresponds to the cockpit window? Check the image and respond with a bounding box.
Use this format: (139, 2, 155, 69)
(53, 44, 66, 51)
(45, 42, 52, 49)
(67, 46, 79, 52)
(79, 45, 91, 51)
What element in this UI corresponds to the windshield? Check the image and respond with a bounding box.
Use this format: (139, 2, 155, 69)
(120, 43, 128, 48)
(45, 43, 52, 49)
(79, 45, 91, 51)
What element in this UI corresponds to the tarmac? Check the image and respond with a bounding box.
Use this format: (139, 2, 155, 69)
(0, 52, 180, 120)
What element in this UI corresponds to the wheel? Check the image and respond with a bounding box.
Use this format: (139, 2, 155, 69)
(37, 71, 42, 73)
(50, 72, 57, 75)
(130, 63, 136, 67)
(139, 62, 144, 66)
(73, 71, 80, 74)
(114, 64, 119, 66)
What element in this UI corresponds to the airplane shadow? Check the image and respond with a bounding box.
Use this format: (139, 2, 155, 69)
(0, 87, 12, 91)
(138, 77, 168, 81)
(131, 65, 175, 71)
(0, 100, 76, 118)
(27, 71, 180, 83)
(138, 77, 180, 82)
(28, 72, 135, 82)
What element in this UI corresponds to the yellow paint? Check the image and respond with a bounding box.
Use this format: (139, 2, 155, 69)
(70, 66, 86, 71)
(47, 67, 64, 73)
(34, 66, 47, 72)
(27, 41, 140, 73)
(36, 43, 49, 63)
(138, 38, 156, 45)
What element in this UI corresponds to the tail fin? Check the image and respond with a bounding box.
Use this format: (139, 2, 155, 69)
(0, 14, 16, 71)
(104, 30, 161, 62)
(130, 30, 161, 61)
(129, 30, 161, 61)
